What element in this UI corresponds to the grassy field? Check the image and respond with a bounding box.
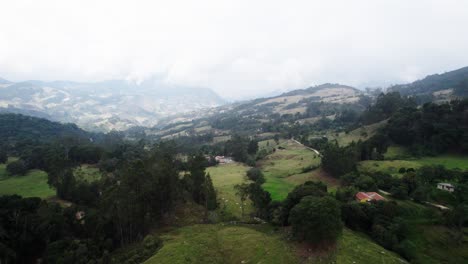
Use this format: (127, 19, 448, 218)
(335, 229, 407, 263)
(0, 169, 55, 198)
(384, 146, 413, 160)
(358, 160, 422, 177)
(145, 224, 298, 264)
(321, 120, 387, 147)
(258, 140, 323, 200)
(416, 155, 468, 170)
(73, 164, 103, 182)
(359, 151, 468, 176)
(207, 163, 253, 220)
(284, 169, 340, 193)
(145, 224, 406, 264)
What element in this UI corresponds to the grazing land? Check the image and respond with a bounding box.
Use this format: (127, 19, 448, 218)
(145, 224, 298, 264)
(358, 160, 422, 177)
(321, 120, 387, 147)
(335, 229, 408, 264)
(258, 139, 323, 200)
(359, 150, 468, 176)
(0, 169, 55, 198)
(207, 163, 252, 219)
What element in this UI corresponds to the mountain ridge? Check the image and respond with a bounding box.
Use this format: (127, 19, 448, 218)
(0, 77, 225, 132)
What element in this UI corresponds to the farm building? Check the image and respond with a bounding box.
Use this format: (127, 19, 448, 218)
(437, 183, 455, 192)
(215, 156, 233, 164)
(355, 192, 386, 203)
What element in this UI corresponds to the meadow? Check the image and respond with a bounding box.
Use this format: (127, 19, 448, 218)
(145, 224, 298, 264)
(0, 169, 55, 198)
(319, 120, 387, 147)
(258, 139, 324, 200)
(144, 223, 407, 264)
(359, 146, 468, 176)
(207, 163, 253, 220)
(334, 229, 407, 264)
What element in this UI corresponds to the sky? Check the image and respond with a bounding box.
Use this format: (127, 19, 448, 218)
(1, 0, 468, 99)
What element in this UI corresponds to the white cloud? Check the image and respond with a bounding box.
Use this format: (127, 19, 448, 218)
(1, 0, 468, 98)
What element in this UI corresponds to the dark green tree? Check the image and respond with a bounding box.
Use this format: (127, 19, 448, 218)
(6, 160, 28, 176)
(289, 196, 343, 244)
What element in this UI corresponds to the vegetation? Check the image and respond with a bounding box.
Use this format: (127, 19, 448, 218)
(0, 169, 55, 198)
(2, 72, 468, 263)
(145, 224, 298, 264)
(259, 140, 321, 200)
(207, 163, 252, 220)
(336, 229, 407, 263)
(289, 196, 342, 244)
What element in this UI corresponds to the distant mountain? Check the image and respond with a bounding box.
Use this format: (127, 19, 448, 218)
(0, 77, 225, 132)
(141, 83, 366, 140)
(389, 66, 468, 101)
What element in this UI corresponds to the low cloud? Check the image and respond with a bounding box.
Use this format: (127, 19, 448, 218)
(1, 0, 468, 98)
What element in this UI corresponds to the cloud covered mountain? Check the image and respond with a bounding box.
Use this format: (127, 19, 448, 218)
(0, 77, 225, 131)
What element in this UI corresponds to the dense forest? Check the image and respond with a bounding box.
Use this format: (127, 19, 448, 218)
(0, 114, 217, 263)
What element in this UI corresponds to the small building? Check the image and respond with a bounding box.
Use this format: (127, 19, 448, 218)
(437, 183, 455, 192)
(355, 192, 386, 203)
(215, 156, 233, 164)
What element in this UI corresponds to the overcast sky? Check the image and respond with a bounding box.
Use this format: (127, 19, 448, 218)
(1, 0, 468, 99)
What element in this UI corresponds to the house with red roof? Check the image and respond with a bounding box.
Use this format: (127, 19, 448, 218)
(355, 192, 386, 203)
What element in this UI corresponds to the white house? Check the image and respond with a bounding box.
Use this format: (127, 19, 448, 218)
(437, 183, 455, 192)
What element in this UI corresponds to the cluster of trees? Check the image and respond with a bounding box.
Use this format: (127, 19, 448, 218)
(359, 92, 416, 125)
(0, 114, 220, 263)
(340, 199, 412, 258)
(223, 135, 259, 165)
(382, 99, 468, 155)
(235, 176, 343, 246)
(234, 168, 272, 219)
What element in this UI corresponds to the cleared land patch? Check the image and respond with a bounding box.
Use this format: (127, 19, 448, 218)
(207, 163, 252, 219)
(0, 169, 55, 198)
(285, 168, 339, 193)
(335, 229, 407, 263)
(259, 140, 322, 200)
(359, 153, 468, 176)
(145, 224, 298, 264)
(323, 120, 387, 147)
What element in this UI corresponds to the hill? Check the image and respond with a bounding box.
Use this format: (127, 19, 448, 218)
(0, 77, 225, 132)
(142, 83, 367, 142)
(0, 113, 94, 146)
(389, 66, 468, 102)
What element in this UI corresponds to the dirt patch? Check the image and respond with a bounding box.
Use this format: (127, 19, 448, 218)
(312, 169, 340, 187)
(293, 239, 338, 262)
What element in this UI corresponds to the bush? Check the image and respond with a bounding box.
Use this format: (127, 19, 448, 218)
(6, 160, 28, 176)
(246, 168, 265, 184)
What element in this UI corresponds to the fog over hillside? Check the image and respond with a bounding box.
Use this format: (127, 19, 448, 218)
(0, 77, 225, 131)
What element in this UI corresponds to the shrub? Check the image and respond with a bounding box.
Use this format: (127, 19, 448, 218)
(6, 160, 28, 176)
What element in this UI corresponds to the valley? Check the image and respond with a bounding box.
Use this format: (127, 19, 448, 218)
(1, 66, 468, 264)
